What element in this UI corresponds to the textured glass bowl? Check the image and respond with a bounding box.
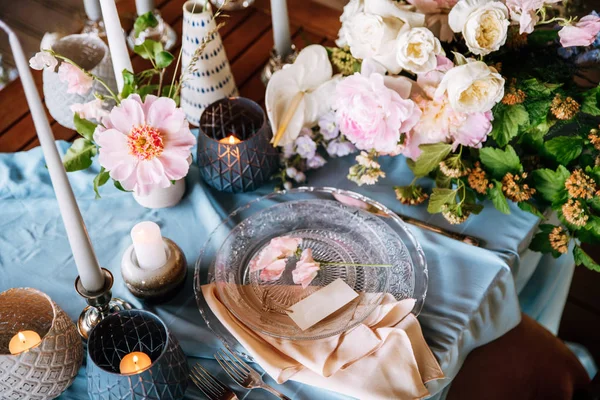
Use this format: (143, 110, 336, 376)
(195, 188, 428, 341)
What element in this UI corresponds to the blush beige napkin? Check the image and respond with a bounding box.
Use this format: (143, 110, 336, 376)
(202, 284, 444, 400)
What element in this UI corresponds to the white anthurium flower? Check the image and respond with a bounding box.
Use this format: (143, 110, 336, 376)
(448, 0, 510, 56)
(266, 45, 341, 147)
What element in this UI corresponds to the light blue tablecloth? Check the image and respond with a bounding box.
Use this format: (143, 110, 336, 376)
(0, 141, 577, 399)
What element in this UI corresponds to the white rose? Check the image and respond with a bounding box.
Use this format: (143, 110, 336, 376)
(448, 0, 509, 55)
(346, 13, 390, 60)
(435, 60, 505, 113)
(396, 27, 444, 74)
(337, 0, 365, 47)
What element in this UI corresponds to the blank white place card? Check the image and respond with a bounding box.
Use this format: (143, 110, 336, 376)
(286, 278, 359, 331)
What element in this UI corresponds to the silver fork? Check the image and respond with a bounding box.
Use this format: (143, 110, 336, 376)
(215, 348, 292, 400)
(190, 363, 239, 400)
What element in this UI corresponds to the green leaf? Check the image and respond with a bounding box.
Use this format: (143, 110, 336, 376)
(488, 180, 510, 214)
(73, 113, 97, 141)
(573, 245, 600, 272)
(409, 143, 453, 178)
(584, 215, 600, 237)
(114, 180, 131, 192)
(590, 196, 600, 213)
(544, 136, 584, 165)
(530, 224, 562, 257)
(520, 78, 561, 97)
(491, 104, 529, 147)
(138, 84, 159, 100)
(427, 188, 457, 214)
(581, 86, 600, 116)
(134, 11, 159, 37)
(133, 39, 159, 60)
(155, 51, 174, 69)
(435, 169, 452, 189)
(527, 29, 559, 46)
(62, 138, 97, 172)
(121, 70, 135, 98)
(93, 167, 110, 199)
(585, 165, 600, 182)
(518, 201, 545, 219)
(526, 98, 552, 127)
(532, 165, 570, 204)
(479, 145, 522, 178)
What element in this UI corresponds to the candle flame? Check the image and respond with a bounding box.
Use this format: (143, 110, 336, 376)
(18, 332, 26, 343)
(133, 355, 139, 364)
(220, 135, 241, 144)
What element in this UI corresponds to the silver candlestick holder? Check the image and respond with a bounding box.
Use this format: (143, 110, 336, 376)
(127, 10, 177, 51)
(261, 45, 298, 85)
(75, 268, 133, 340)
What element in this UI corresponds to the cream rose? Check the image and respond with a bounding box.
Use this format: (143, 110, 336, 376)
(448, 0, 509, 55)
(435, 60, 505, 113)
(396, 27, 444, 74)
(336, 0, 365, 47)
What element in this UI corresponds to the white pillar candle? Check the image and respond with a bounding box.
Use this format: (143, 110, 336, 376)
(270, 0, 292, 57)
(135, 0, 155, 16)
(83, 0, 102, 22)
(131, 222, 167, 270)
(99, 0, 134, 91)
(0, 21, 106, 293)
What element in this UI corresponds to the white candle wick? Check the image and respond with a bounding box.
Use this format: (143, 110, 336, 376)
(131, 221, 167, 270)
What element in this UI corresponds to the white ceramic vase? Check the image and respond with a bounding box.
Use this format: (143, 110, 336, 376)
(181, 1, 238, 126)
(133, 179, 186, 209)
(43, 34, 117, 129)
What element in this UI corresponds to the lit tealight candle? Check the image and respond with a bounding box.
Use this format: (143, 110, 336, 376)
(219, 135, 241, 145)
(131, 221, 167, 270)
(119, 352, 152, 374)
(9, 331, 42, 355)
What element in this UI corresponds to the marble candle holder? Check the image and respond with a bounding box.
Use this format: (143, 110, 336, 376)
(121, 238, 187, 302)
(0, 288, 83, 400)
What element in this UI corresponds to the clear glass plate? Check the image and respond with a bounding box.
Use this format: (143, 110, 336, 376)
(194, 187, 428, 342)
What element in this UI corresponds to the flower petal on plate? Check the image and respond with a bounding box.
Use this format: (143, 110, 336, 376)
(260, 259, 287, 282)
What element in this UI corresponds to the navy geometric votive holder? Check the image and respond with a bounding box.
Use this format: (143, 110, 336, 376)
(196, 97, 280, 192)
(86, 310, 189, 400)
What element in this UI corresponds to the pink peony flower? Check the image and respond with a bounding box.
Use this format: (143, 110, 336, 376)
(57, 63, 93, 95)
(407, 0, 458, 42)
(70, 99, 108, 121)
(335, 73, 422, 154)
(559, 14, 600, 47)
(292, 249, 321, 289)
(249, 237, 302, 282)
(94, 94, 196, 195)
(416, 55, 454, 98)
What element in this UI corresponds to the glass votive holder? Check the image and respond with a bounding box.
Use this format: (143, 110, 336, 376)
(0, 288, 83, 400)
(86, 310, 189, 400)
(197, 97, 280, 193)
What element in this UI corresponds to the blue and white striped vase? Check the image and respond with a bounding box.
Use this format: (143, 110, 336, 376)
(181, 1, 238, 126)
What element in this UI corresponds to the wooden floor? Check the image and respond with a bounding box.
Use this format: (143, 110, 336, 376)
(0, 0, 599, 373)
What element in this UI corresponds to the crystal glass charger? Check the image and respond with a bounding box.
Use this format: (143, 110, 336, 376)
(195, 187, 428, 341)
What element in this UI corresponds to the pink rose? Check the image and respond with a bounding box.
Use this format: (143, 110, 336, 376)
(407, 0, 458, 42)
(451, 111, 493, 149)
(292, 249, 320, 289)
(559, 14, 600, 47)
(335, 73, 421, 154)
(57, 63, 93, 95)
(506, 0, 561, 34)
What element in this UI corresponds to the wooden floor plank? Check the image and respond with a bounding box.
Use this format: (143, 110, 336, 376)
(253, 0, 341, 41)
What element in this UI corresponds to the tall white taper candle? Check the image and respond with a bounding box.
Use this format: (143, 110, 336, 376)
(99, 0, 134, 91)
(135, 0, 155, 15)
(0, 20, 106, 293)
(270, 0, 292, 57)
(83, 0, 102, 22)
